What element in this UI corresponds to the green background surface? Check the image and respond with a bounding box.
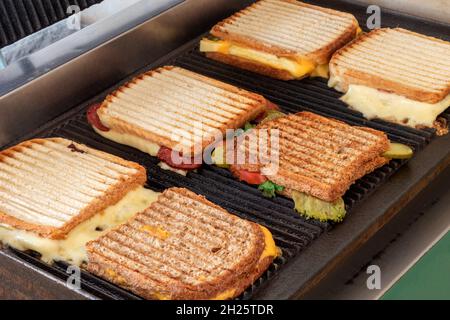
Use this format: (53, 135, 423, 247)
(382, 231, 450, 300)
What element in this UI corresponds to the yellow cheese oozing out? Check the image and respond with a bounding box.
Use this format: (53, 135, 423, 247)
(141, 225, 171, 240)
(211, 289, 237, 301)
(0, 187, 160, 266)
(200, 38, 316, 79)
(310, 63, 329, 78)
(209, 225, 280, 301)
(93, 126, 161, 157)
(93, 127, 190, 175)
(259, 225, 281, 260)
(92, 222, 280, 300)
(340, 85, 450, 128)
(157, 161, 188, 176)
(356, 26, 363, 35)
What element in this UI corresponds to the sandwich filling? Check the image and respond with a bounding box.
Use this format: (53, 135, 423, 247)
(330, 81, 450, 128)
(93, 126, 161, 157)
(200, 38, 319, 79)
(0, 187, 160, 265)
(93, 127, 191, 175)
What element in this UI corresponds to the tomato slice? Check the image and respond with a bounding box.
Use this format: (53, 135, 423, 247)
(87, 103, 110, 132)
(235, 169, 267, 185)
(255, 100, 281, 123)
(157, 147, 202, 170)
(266, 100, 280, 111)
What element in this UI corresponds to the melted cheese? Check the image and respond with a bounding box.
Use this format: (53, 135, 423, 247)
(259, 225, 281, 260)
(208, 225, 279, 300)
(157, 162, 188, 176)
(93, 126, 161, 156)
(0, 187, 160, 266)
(93, 127, 190, 175)
(141, 225, 170, 240)
(310, 63, 329, 78)
(211, 289, 237, 300)
(152, 292, 170, 300)
(356, 26, 363, 36)
(340, 85, 450, 127)
(106, 268, 127, 285)
(200, 38, 316, 79)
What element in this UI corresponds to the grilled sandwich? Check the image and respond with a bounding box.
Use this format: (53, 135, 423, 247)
(228, 112, 391, 222)
(329, 28, 450, 133)
(87, 66, 269, 174)
(86, 187, 279, 300)
(0, 138, 159, 265)
(200, 0, 361, 80)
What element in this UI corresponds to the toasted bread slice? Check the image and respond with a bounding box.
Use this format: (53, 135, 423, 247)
(0, 138, 146, 239)
(203, 0, 359, 79)
(96, 66, 267, 156)
(329, 28, 450, 103)
(234, 112, 389, 202)
(86, 187, 279, 300)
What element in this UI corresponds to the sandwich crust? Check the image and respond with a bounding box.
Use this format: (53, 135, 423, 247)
(329, 28, 450, 103)
(86, 187, 277, 300)
(0, 138, 146, 239)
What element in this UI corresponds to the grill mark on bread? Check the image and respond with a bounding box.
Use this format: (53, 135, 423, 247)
(0, 153, 108, 201)
(105, 102, 211, 147)
(98, 66, 266, 155)
(153, 69, 258, 109)
(138, 74, 253, 116)
(109, 226, 238, 284)
(169, 67, 261, 103)
(86, 187, 272, 300)
(110, 89, 231, 138)
(237, 112, 389, 201)
(0, 159, 100, 202)
(116, 84, 233, 125)
(348, 42, 450, 78)
(134, 209, 233, 251)
(117, 224, 224, 276)
(242, 140, 341, 183)
(330, 28, 450, 102)
(10, 148, 118, 192)
(95, 234, 208, 286)
(0, 138, 146, 238)
(336, 55, 448, 90)
(224, 10, 349, 51)
(213, 0, 357, 56)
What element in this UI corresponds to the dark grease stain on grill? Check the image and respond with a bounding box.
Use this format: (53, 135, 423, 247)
(2, 0, 449, 300)
(68, 142, 86, 154)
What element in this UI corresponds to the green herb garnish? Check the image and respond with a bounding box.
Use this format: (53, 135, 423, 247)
(258, 181, 285, 198)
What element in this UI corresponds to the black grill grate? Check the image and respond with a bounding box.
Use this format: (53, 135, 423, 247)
(0, 0, 104, 49)
(2, 0, 450, 300)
